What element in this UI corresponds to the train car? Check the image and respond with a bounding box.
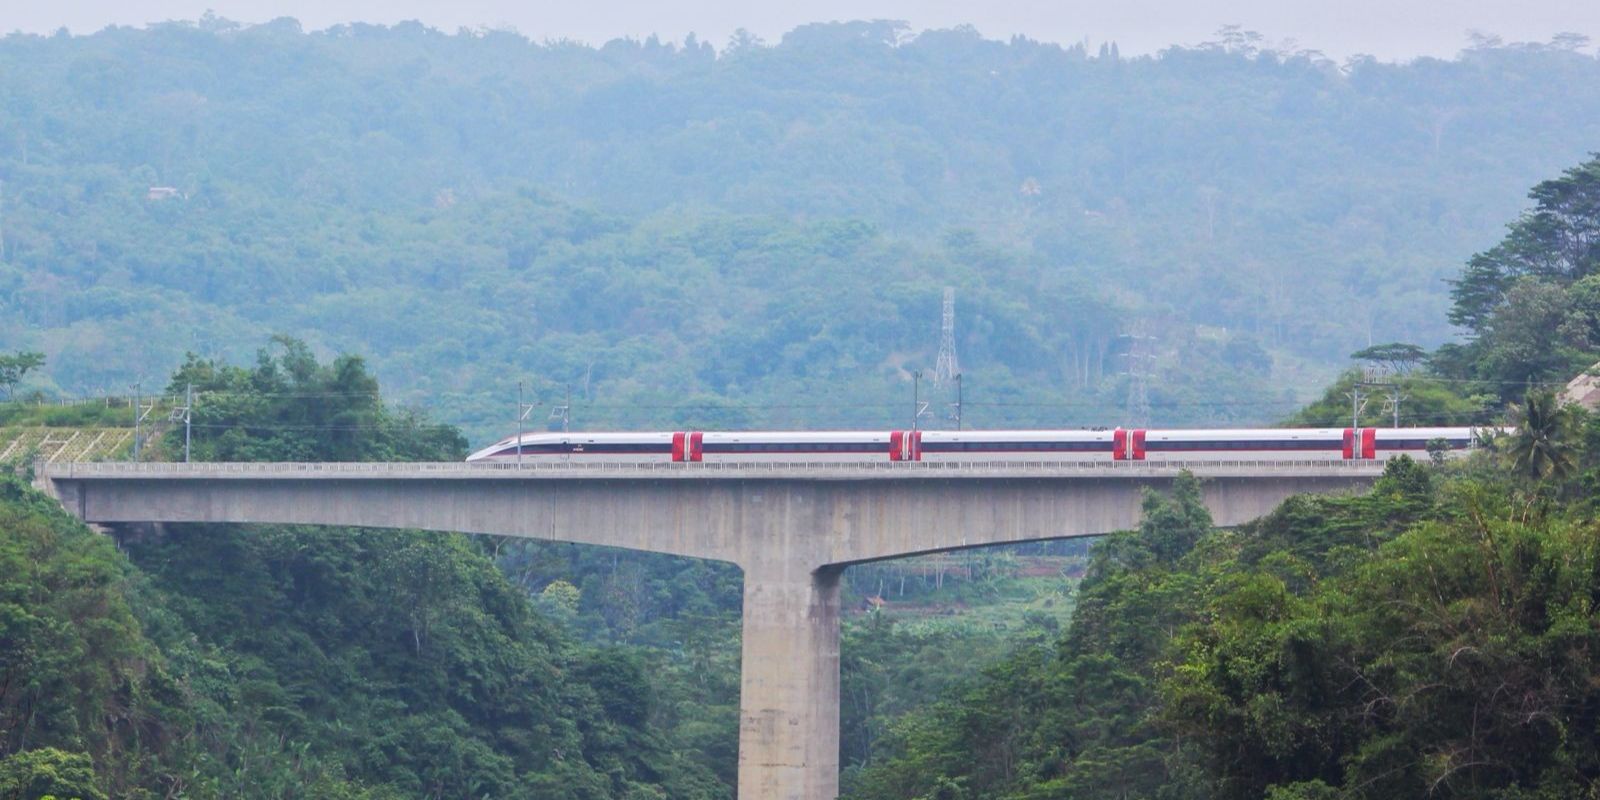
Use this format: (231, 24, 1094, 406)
(918, 429, 1117, 462)
(1137, 428, 1348, 462)
(697, 431, 891, 462)
(1372, 426, 1481, 457)
(466, 432, 677, 462)
(1135, 427, 1487, 462)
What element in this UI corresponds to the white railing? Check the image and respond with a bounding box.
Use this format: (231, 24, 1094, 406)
(41, 458, 1393, 479)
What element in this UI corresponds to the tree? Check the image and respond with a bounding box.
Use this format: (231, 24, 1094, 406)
(164, 337, 465, 463)
(1504, 389, 1579, 480)
(1476, 279, 1580, 388)
(0, 748, 107, 800)
(539, 579, 582, 616)
(1349, 342, 1425, 376)
(0, 351, 43, 400)
(1139, 470, 1213, 565)
(1562, 272, 1600, 344)
(1448, 154, 1600, 332)
(1442, 155, 1600, 399)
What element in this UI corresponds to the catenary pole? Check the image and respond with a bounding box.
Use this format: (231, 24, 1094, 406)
(912, 371, 921, 431)
(955, 374, 963, 431)
(183, 383, 192, 463)
(132, 382, 140, 462)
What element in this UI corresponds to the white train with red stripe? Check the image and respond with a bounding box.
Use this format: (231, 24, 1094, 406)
(466, 427, 1491, 463)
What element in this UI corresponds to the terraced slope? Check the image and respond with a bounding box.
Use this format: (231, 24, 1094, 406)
(0, 426, 148, 465)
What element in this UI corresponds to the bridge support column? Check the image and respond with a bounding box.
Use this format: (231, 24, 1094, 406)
(738, 561, 842, 800)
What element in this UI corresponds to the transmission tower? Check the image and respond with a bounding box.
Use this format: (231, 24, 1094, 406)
(934, 287, 959, 388)
(1120, 327, 1156, 427)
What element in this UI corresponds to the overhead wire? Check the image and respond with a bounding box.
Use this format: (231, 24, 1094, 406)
(16, 375, 1551, 436)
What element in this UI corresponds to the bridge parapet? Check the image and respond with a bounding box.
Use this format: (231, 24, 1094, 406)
(43, 459, 1390, 481)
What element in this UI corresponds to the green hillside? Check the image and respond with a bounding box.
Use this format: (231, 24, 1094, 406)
(843, 151, 1600, 800)
(6, 21, 1600, 440)
(0, 352, 732, 799)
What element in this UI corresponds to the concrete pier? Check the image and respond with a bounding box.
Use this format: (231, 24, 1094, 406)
(740, 562, 843, 800)
(39, 460, 1384, 799)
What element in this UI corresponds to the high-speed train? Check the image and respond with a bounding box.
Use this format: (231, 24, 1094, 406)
(466, 427, 1492, 463)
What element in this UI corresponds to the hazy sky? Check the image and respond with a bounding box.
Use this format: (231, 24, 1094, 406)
(8, 0, 1600, 60)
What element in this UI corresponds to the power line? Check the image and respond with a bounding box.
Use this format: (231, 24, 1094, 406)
(964, 399, 1299, 409)
(70, 396, 1492, 416)
(186, 423, 453, 431)
(177, 410, 1503, 434)
(21, 371, 1576, 411)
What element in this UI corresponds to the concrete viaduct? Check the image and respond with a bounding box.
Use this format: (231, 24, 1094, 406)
(38, 459, 1385, 800)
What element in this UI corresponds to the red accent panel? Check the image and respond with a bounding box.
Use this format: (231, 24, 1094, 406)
(911, 431, 923, 461)
(1362, 428, 1377, 460)
(672, 432, 686, 462)
(690, 432, 704, 462)
(889, 431, 904, 461)
(1132, 429, 1147, 460)
(1113, 428, 1128, 460)
(1342, 428, 1354, 459)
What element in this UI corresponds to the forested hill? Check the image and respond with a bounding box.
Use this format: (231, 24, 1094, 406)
(843, 154, 1600, 800)
(7, 20, 1600, 437)
(0, 350, 734, 799)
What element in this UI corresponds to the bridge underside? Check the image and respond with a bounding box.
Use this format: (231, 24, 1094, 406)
(40, 463, 1380, 800)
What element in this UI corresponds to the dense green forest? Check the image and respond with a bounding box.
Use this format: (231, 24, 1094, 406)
(839, 154, 1600, 798)
(845, 448, 1600, 799)
(2, 349, 735, 798)
(6, 20, 1600, 438)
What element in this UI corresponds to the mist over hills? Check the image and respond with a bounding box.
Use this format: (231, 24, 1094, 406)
(6, 18, 1600, 438)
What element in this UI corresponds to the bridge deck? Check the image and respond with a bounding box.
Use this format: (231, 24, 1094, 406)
(43, 459, 1392, 481)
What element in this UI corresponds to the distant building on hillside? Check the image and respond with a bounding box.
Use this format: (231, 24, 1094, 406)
(1561, 363, 1600, 410)
(146, 186, 183, 201)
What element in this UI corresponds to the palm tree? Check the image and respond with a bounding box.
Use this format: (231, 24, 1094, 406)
(1504, 390, 1578, 481)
